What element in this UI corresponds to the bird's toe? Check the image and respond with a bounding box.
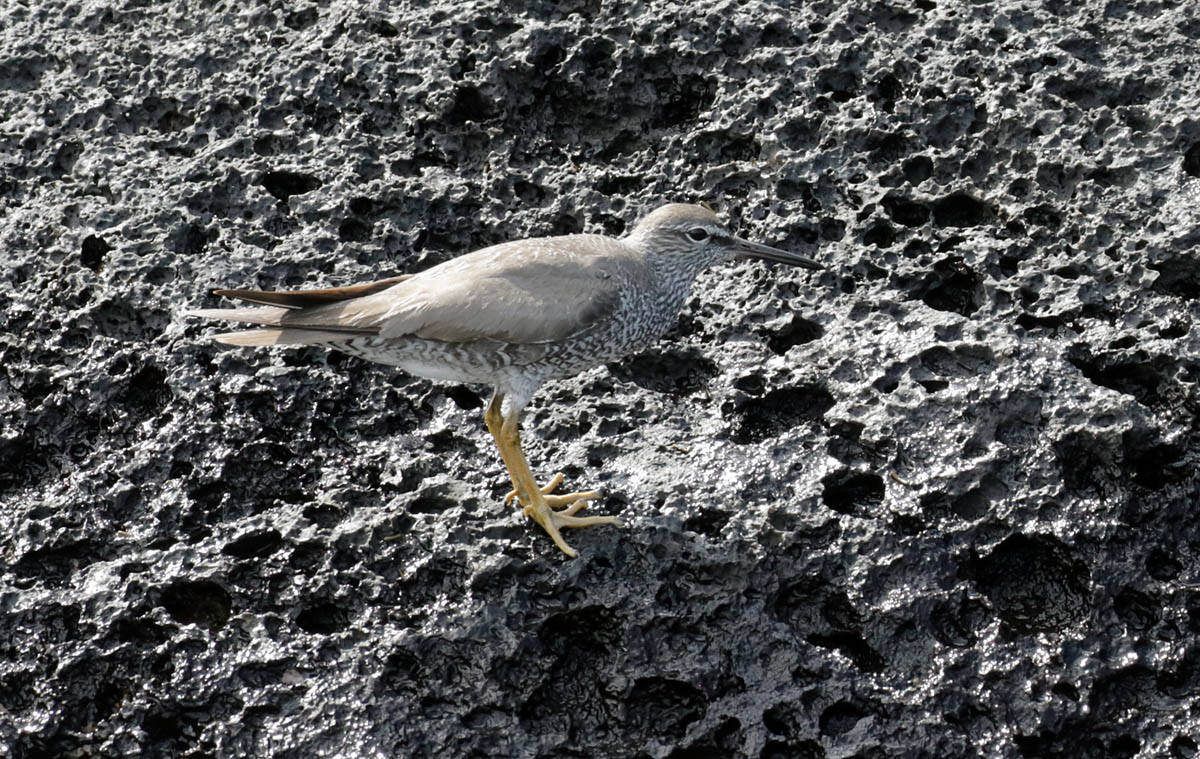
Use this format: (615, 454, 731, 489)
(523, 491, 622, 558)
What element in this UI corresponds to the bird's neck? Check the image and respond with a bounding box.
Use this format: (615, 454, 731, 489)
(627, 235, 712, 325)
(643, 254, 704, 327)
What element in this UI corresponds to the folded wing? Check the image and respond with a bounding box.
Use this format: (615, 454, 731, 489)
(188, 236, 631, 347)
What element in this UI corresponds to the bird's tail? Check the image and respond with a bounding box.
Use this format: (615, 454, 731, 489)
(187, 275, 411, 346)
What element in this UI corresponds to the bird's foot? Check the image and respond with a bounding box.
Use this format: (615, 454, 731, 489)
(505, 472, 602, 511)
(524, 500, 623, 558)
(507, 473, 622, 557)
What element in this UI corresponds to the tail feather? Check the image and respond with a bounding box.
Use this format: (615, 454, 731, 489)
(188, 274, 409, 346)
(211, 328, 364, 346)
(213, 275, 411, 309)
(190, 304, 377, 346)
(188, 306, 292, 326)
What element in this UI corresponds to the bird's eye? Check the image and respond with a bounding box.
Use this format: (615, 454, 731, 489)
(686, 227, 710, 242)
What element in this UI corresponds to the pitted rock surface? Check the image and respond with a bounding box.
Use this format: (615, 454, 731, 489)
(2, 1, 1199, 757)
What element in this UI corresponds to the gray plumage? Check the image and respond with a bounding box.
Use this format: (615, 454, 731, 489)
(188, 203, 823, 557)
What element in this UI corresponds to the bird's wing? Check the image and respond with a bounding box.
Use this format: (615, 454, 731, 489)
(193, 236, 635, 346)
(374, 237, 632, 343)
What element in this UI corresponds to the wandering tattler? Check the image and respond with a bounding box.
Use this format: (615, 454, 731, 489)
(189, 203, 822, 556)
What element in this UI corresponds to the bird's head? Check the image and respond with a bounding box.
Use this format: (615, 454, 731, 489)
(627, 203, 823, 278)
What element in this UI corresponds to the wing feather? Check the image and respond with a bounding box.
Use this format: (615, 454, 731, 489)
(373, 237, 633, 343)
(213, 275, 412, 309)
(190, 236, 636, 346)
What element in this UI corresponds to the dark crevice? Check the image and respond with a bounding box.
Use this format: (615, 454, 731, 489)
(81, 235, 112, 271)
(160, 580, 233, 630)
(970, 533, 1091, 634)
(917, 256, 984, 316)
(766, 315, 824, 355)
(261, 171, 322, 202)
(821, 470, 885, 516)
(296, 602, 350, 634)
(726, 385, 835, 444)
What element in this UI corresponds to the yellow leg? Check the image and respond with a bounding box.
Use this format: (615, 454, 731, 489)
(485, 394, 516, 493)
(484, 394, 622, 557)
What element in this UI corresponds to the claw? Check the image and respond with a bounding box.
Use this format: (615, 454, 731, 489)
(506, 472, 566, 506)
(510, 475, 619, 556)
(524, 499, 624, 558)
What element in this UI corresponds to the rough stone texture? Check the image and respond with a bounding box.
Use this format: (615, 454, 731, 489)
(2, 0, 1199, 757)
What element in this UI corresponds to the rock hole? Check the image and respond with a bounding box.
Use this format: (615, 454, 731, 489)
(1145, 547, 1182, 581)
(445, 85, 494, 125)
(1112, 587, 1160, 631)
(867, 131, 913, 163)
(727, 385, 835, 444)
(408, 490, 458, 514)
(445, 385, 484, 410)
(520, 607, 621, 734)
(932, 193, 990, 227)
(608, 346, 719, 396)
(816, 67, 860, 102)
(1067, 349, 1173, 410)
(253, 134, 287, 156)
(1174, 737, 1200, 758)
(873, 72, 904, 104)
(348, 196, 376, 216)
(1122, 430, 1188, 489)
(882, 193, 930, 227)
(550, 212, 583, 235)
(970, 533, 1091, 634)
(684, 508, 732, 537)
(514, 178, 550, 205)
(170, 222, 210, 256)
(81, 234, 111, 271)
(920, 343, 996, 376)
(762, 703, 797, 737)
(821, 471, 885, 516)
(819, 700, 870, 736)
(1055, 430, 1119, 497)
(369, 18, 398, 37)
(118, 364, 172, 417)
(284, 7, 319, 29)
(1150, 256, 1200, 300)
(338, 217, 371, 241)
(1016, 311, 1073, 331)
(160, 580, 233, 630)
(733, 374, 766, 395)
(929, 594, 990, 647)
(1159, 321, 1188, 338)
(1184, 140, 1200, 177)
(382, 648, 423, 688)
(807, 630, 886, 672)
(766, 315, 824, 354)
(54, 140, 83, 177)
(902, 155, 933, 184)
(222, 529, 284, 559)
(918, 255, 983, 316)
(296, 602, 350, 634)
(863, 220, 898, 248)
(650, 74, 717, 129)
(262, 170, 322, 202)
(142, 701, 198, 748)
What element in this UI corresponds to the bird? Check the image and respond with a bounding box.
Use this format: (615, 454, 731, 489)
(188, 203, 823, 557)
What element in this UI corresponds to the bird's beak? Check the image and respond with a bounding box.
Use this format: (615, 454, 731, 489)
(730, 237, 824, 270)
